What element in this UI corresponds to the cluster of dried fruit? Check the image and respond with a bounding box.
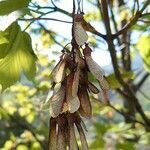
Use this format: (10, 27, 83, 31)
(48, 14, 109, 150)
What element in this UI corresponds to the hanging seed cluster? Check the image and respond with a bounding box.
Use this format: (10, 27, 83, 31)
(48, 14, 109, 150)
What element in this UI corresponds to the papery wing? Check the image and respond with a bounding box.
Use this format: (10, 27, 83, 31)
(75, 122, 88, 150)
(51, 55, 67, 83)
(78, 87, 92, 118)
(85, 56, 104, 81)
(99, 77, 109, 90)
(66, 74, 80, 113)
(72, 65, 80, 98)
(88, 81, 99, 94)
(74, 22, 88, 46)
(67, 115, 78, 150)
(49, 118, 57, 150)
(57, 126, 66, 150)
(50, 86, 65, 118)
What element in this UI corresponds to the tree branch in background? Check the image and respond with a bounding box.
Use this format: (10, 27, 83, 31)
(134, 72, 150, 92)
(20, 17, 72, 23)
(38, 22, 68, 49)
(100, 0, 150, 127)
(0, 106, 47, 150)
(113, 0, 150, 38)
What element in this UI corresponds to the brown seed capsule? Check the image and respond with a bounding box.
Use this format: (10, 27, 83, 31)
(78, 87, 92, 118)
(66, 74, 80, 113)
(49, 85, 65, 118)
(51, 54, 67, 83)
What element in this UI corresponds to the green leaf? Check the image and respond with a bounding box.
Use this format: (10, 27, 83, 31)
(0, 22, 19, 58)
(0, 22, 37, 90)
(0, 0, 30, 16)
(0, 32, 9, 44)
(137, 35, 150, 72)
(107, 71, 135, 89)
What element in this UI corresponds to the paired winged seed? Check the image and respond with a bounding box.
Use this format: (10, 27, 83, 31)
(75, 122, 89, 150)
(68, 117, 79, 150)
(78, 87, 92, 118)
(51, 55, 67, 83)
(88, 81, 99, 94)
(66, 74, 80, 113)
(49, 86, 65, 118)
(72, 65, 80, 98)
(85, 56, 104, 81)
(74, 22, 88, 46)
(49, 118, 57, 150)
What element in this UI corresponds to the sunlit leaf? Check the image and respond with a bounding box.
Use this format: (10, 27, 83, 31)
(107, 71, 135, 89)
(0, 32, 9, 44)
(0, 22, 37, 90)
(0, 0, 30, 16)
(137, 35, 150, 72)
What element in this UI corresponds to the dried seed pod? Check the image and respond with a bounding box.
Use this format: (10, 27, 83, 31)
(72, 64, 80, 98)
(86, 56, 104, 81)
(99, 77, 109, 90)
(56, 115, 68, 150)
(98, 77, 109, 103)
(49, 86, 65, 118)
(83, 45, 104, 82)
(51, 54, 67, 83)
(78, 87, 92, 118)
(66, 74, 80, 113)
(49, 118, 57, 150)
(74, 14, 88, 46)
(88, 81, 100, 94)
(67, 115, 79, 150)
(75, 122, 89, 150)
(57, 126, 67, 150)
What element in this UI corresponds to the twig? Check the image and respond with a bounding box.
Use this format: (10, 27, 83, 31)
(20, 17, 72, 23)
(51, 0, 57, 7)
(108, 103, 146, 126)
(113, 1, 150, 38)
(134, 72, 149, 92)
(92, 97, 146, 126)
(139, 90, 150, 101)
(38, 22, 67, 49)
(108, 3, 121, 45)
